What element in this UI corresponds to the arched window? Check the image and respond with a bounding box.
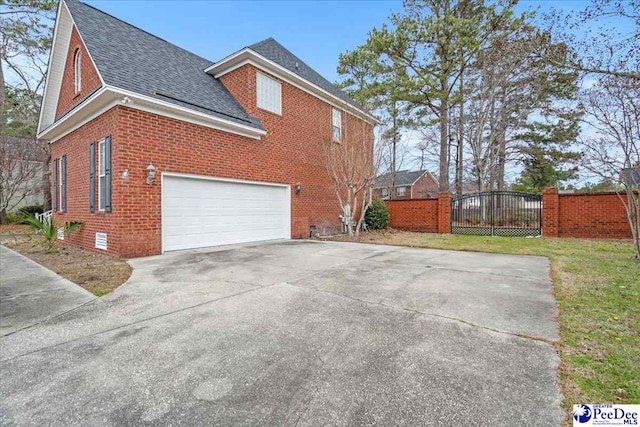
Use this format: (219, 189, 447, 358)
(73, 48, 82, 93)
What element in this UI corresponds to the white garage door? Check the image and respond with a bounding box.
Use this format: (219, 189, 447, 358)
(162, 174, 290, 252)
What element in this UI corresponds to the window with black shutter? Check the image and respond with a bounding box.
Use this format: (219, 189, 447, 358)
(53, 158, 59, 211)
(89, 142, 95, 212)
(60, 155, 67, 212)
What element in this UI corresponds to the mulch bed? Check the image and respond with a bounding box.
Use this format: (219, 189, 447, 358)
(2, 232, 132, 296)
(0, 224, 32, 236)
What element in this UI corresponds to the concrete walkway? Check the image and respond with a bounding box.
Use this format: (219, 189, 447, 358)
(0, 245, 96, 336)
(0, 241, 561, 426)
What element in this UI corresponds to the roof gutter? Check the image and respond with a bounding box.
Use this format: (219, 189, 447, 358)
(38, 85, 267, 142)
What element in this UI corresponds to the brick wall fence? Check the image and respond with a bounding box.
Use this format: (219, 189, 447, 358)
(387, 188, 633, 240)
(542, 188, 632, 239)
(387, 193, 451, 233)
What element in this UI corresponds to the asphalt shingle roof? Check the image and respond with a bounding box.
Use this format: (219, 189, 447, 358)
(374, 170, 430, 188)
(64, 0, 263, 129)
(247, 38, 364, 112)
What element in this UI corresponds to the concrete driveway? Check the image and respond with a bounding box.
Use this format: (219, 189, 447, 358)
(0, 241, 561, 426)
(0, 245, 96, 336)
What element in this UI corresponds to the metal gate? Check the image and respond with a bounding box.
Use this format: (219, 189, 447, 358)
(451, 191, 542, 237)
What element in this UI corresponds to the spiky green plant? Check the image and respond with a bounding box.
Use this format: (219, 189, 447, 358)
(20, 215, 82, 252)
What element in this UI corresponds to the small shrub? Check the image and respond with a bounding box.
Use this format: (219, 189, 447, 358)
(365, 200, 390, 230)
(18, 205, 44, 216)
(9, 205, 44, 224)
(20, 215, 82, 252)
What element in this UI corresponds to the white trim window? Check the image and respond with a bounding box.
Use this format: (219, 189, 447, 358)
(256, 72, 282, 114)
(381, 188, 389, 198)
(74, 48, 82, 94)
(396, 186, 406, 197)
(332, 108, 342, 142)
(98, 139, 106, 211)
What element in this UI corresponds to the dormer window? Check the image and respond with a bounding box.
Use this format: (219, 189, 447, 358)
(256, 72, 281, 114)
(73, 48, 82, 94)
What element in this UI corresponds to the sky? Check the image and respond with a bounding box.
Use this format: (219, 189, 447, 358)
(83, 0, 591, 84)
(76, 0, 597, 184)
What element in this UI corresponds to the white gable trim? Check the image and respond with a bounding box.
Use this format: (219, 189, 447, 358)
(37, 85, 267, 143)
(410, 171, 430, 186)
(205, 48, 379, 125)
(37, 1, 72, 134)
(37, 0, 105, 134)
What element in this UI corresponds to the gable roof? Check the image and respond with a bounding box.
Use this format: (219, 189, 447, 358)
(374, 170, 432, 188)
(39, 0, 376, 141)
(205, 40, 377, 124)
(61, 0, 263, 130)
(247, 38, 365, 112)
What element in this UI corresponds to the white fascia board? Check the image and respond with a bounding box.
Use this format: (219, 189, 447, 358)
(38, 86, 267, 142)
(37, 1, 106, 135)
(37, 86, 114, 142)
(205, 49, 380, 125)
(410, 171, 429, 186)
(38, 1, 72, 134)
(109, 87, 266, 139)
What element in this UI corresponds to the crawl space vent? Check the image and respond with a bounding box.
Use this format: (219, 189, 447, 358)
(57, 227, 64, 240)
(95, 232, 108, 250)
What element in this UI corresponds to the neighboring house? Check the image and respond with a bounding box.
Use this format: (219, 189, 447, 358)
(622, 166, 640, 186)
(37, 0, 376, 257)
(373, 170, 438, 200)
(0, 135, 44, 213)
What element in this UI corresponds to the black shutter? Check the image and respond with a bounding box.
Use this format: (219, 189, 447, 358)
(60, 155, 67, 212)
(53, 158, 59, 211)
(104, 135, 112, 212)
(89, 142, 95, 212)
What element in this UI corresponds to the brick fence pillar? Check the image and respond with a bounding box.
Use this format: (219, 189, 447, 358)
(437, 192, 451, 234)
(542, 187, 559, 237)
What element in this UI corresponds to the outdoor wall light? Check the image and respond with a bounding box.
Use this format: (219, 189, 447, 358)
(295, 182, 302, 195)
(122, 169, 129, 180)
(146, 164, 156, 185)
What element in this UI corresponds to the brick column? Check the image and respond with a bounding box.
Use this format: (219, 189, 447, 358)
(542, 187, 559, 237)
(437, 192, 451, 234)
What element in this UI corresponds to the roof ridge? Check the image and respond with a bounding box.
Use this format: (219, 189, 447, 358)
(68, 0, 214, 64)
(248, 37, 276, 49)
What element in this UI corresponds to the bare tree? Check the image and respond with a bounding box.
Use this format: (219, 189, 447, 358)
(2, 1, 55, 211)
(0, 135, 42, 223)
(581, 76, 640, 259)
(541, 0, 639, 81)
(322, 120, 377, 236)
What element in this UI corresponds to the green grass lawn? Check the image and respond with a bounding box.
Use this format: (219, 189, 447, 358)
(332, 231, 640, 415)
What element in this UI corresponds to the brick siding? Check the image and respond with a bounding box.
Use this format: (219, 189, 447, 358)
(51, 63, 373, 257)
(55, 26, 102, 119)
(373, 173, 438, 200)
(51, 108, 120, 256)
(412, 174, 439, 199)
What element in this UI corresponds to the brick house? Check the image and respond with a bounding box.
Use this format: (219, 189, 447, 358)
(373, 170, 438, 200)
(37, 0, 376, 257)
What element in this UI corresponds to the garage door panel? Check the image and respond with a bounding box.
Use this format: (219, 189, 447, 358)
(162, 175, 290, 251)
